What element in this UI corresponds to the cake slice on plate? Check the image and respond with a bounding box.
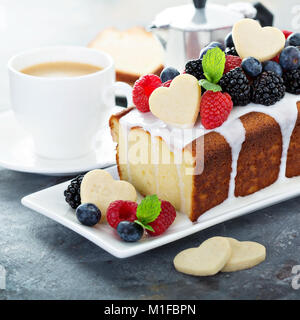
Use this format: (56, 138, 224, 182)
(88, 27, 164, 85)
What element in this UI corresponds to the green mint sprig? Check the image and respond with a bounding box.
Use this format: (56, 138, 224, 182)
(199, 47, 225, 92)
(135, 195, 161, 232)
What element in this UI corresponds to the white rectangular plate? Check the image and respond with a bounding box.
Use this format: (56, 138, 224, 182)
(22, 166, 300, 258)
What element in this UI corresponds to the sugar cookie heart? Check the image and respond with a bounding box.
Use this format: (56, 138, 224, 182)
(173, 237, 231, 276)
(232, 19, 285, 62)
(80, 169, 137, 219)
(149, 74, 201, 128)
(221, 238, 266, 272)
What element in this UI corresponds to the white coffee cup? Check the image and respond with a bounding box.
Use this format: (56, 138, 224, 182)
(8, 46, 132, 159)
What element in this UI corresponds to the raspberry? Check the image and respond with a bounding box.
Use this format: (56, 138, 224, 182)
(224, 55, 242, 74)
(146, 200, 176, 236)
(132, 75, 162, 112)
(162, 80, 172, 87)
(106, 200, 138, 229)
(271, 55, 280, 63)
(282, 30, 293, 39)
(200, 91, 233, 129)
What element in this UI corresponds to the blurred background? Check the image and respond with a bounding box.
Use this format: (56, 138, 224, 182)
(0, 0, 300, 111)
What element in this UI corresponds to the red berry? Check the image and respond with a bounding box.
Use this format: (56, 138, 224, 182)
(146, 200, 176, 236)
(106, 200, 137, 229)
(224, 55, 242, 74)
(282, 30, 293, 39)
(271, 55, 280, 63)
(132, 75, 162, 112)
(200, 91, 233, 129)
(162, 80, 172, 87)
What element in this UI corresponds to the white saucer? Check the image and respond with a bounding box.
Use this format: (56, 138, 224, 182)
(0, 108, 124, 176)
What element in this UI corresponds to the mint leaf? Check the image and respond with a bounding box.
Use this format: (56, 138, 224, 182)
(199, 79, 222, 92)
(136, 195, 161, 227)
(202, 47, 225, 84)
(134, 220, 154, 232)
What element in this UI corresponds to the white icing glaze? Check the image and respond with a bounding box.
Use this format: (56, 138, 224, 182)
(151, 135, 160, 195)
(215, 119, 245, 198)
(176, 164, 185, 213)
(119, 93, 300, 204)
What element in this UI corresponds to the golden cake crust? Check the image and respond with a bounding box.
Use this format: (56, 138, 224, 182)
(115, 65, 164, 86)
(286, 102, 300, 177)
(187, 132, 232, 221)
(235, 112, 282, 196)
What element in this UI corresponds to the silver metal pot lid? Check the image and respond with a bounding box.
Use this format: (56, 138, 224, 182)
(150, 0, 244, 32)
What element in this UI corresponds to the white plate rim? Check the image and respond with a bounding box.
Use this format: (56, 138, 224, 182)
(21, 165, 300, 258)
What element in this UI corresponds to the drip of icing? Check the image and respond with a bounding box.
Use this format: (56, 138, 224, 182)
(215, 119, 245, 198)
(151, 136, 160, 195)
(228, 94, 299, 181)
(176, 164, 185, 213)
(118, 121, 132, 182)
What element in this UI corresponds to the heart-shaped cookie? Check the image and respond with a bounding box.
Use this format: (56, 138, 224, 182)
(149, 74, 201, 128)
(80, 169, 137, 219)
(221, 238, 266, 272)
(173, 237, 231, 276)
(232, 19, 285, 61)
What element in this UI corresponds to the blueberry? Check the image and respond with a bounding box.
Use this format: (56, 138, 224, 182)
(160, 67, 180, 83)
(199, 46, 211, 59)
(286, 33, 300, 47)
(199, 43, 223, 59)
(76, 203, 101, 226)
(279, 46, 300, 71)
(241, 57, 262, 77)
(224, 32, 234, 48)
(117, 221, 143, 242)
(208, 41, 225, 51)
(263, 61, 283, 77)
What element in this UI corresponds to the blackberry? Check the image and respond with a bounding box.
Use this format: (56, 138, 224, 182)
(283, 67, 300, 94)
(64, 174, 84, 209)
(251, 71, 286, 106)
(219, 67, 251, 106)
(225, 47, 238, 56)
(185, 59, 205, 80)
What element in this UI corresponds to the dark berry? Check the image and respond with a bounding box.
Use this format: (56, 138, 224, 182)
(185, 59, 205, 80)
(225, 32, 234, 48)
(283, 67, 300, 94)
(117, 221, 144, 242)
(219, 67, 251, 106)
(76, 203, 101, 226)
(251, 71, 285, 106)
(225, 47, 238, 56)
(279, 46, 300, 71)
(208, 41, 225, 50)
(263, 61, 283, 77)
(64, 175, 84, 209)
(160, 67, 180, 83)
(199, 43, 223, 59)
(241, 57, 262, 78)
(199, 46, 211, 59)
(286, 33, 300, 47)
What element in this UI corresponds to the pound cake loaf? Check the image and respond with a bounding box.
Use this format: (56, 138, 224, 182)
(110, 19, 300, 221)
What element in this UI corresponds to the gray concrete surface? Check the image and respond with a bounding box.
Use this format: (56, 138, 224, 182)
(1, 0, 300, 300)
(0, 167, 300, 300)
